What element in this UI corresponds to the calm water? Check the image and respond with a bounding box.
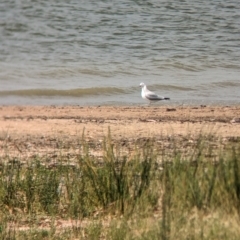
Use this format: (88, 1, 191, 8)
(0, 0, 240, 106)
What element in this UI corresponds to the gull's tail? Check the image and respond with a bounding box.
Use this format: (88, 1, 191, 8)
(164, 97, 170, 100)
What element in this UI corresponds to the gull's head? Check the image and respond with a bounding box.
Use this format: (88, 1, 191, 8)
(139, 82, 145, 88)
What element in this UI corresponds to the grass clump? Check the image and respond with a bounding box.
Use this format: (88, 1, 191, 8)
(0, 131, 239, 239)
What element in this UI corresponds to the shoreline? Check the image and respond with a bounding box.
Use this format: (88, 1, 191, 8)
(1, 104, 240, 139)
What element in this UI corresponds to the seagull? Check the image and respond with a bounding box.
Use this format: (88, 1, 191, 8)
(140, 82, 170, 104)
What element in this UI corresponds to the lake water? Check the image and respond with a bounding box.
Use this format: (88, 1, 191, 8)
(0, 0, 240, 106)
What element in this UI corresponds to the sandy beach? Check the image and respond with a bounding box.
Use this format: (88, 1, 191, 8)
(1, 104, 240, 236)
(1, 105, 240, 159)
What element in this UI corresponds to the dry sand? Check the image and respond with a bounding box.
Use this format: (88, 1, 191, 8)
(0, 105, 240, 159)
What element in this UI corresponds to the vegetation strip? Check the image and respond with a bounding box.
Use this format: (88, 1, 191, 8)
(0, 131, 240, 239)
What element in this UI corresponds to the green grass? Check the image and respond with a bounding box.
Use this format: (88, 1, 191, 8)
(0, 131, 240, 239)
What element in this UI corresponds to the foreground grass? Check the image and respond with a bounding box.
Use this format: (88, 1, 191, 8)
(0, 131, 240, 239)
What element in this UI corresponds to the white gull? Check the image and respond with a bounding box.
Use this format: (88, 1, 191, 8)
(140, 82, 170, 104)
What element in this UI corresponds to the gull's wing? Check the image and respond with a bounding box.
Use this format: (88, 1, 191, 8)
(145, 90, 165, 100)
